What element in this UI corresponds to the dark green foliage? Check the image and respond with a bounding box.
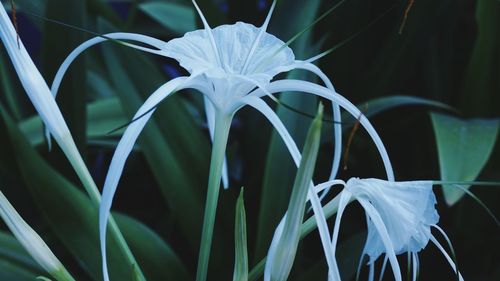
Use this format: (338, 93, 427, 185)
(0, 0, 498, 280)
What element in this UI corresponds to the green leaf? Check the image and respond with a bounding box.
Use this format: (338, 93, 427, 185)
(348, 95, 454, 122)
(0, 259, 42, 281)
(0, 51, 22, 120)
(431, 112, 499, 205)
(0, 231, 44, 275)
(13, 0, 47, 15)
(269, 105, 323, 281)
(19, 97, 127, 146)
(460, 0, 500, 116)
(114, 214, 191, 281)
(255, 0, 322, 260)
(0, 105, 144, 281)
(294, 232, 365, 281)
(139, 2, 196, 35)
(233, 188, 248, 281)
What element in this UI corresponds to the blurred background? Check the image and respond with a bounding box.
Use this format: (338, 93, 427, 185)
(0, 0, 498, 280)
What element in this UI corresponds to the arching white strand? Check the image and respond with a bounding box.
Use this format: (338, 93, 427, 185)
(250, 79, 394, 181)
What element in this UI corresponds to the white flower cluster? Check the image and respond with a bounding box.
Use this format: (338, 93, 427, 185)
(0, 1, 464, 281)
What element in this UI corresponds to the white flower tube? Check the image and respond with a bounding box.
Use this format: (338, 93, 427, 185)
(0, 191, 75, 281)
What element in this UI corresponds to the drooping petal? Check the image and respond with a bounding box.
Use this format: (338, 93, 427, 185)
(46, 32, 166, 149)
(242, 96, 338, 278)
(99, 77, 188, 281)
(252, 80, 394, 181)
(293, 61, 343, 199)
(329, 189, 351, 281)
(346, 178, 438, 257)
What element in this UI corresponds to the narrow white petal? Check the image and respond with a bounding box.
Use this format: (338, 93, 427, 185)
(47, 32, 167, 145)
(191, 0, 222, 67)
(52, 32, 166, 100)
(254, 80, 394, 181)
(99, 77, 188, 281)
(293, 61, 342, 184)
(242, 96, 338, 278)
(314, 179, 346, 194)
(357, 198, 402, 281)
(329, 190, 351, 281)
(240, 0, 277, 74)
(300, 69, 342, 214)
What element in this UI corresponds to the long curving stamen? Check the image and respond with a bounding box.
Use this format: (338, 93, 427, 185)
(191, 0, 223, 68)
(240, 0, 277, 74)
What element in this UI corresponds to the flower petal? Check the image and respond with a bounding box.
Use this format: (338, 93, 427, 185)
(253, 79, 395, 181)
(163, 22, 295, 80)
(293, 61, 343, 199)
(329, 190, 351, 281)
(99, 77, 188, 281)
(243, 96, 338, 279)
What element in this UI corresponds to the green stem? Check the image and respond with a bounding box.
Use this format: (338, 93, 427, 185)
(65, 142, 146, 281)
(196, 112, 233, 281)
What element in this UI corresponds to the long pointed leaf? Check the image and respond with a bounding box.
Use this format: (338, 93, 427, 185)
(431, 112, 499, 205)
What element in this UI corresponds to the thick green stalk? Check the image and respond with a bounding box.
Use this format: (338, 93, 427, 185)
(196, 112, 233, 281)
(64, 143, 146, 281)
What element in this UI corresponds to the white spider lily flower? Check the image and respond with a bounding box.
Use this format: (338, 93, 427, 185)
(324, 178, 463, 281)
(0, 4, 100, 203)
(0, 191, 75, 281)
(50, 1, 394, 280)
